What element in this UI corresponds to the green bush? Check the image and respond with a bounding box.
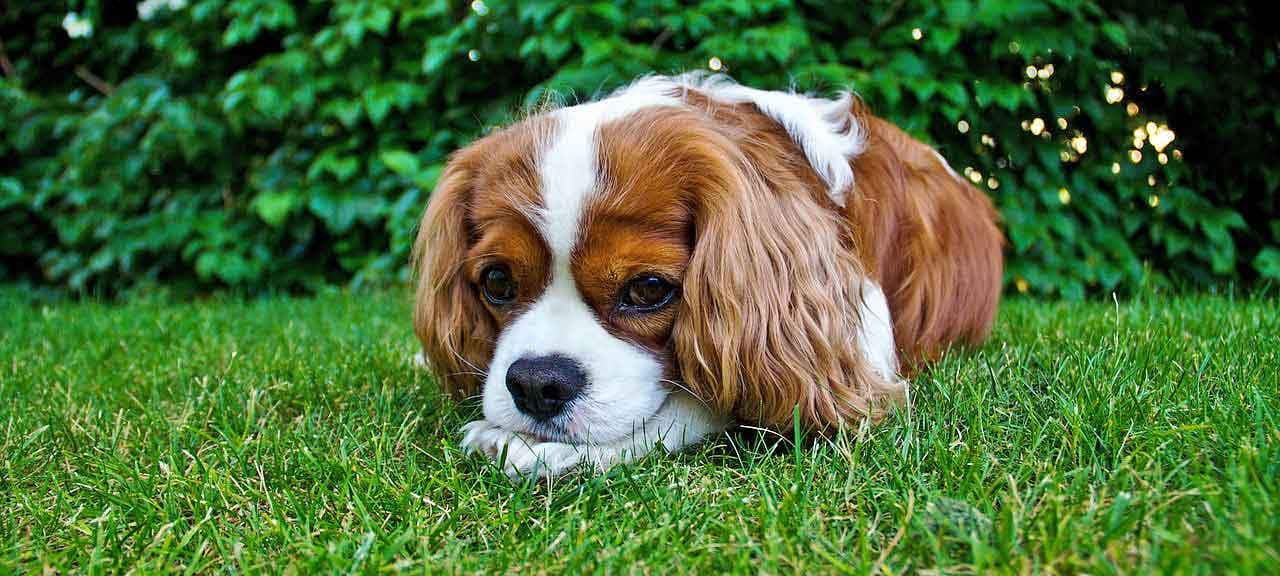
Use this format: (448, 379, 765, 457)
(2, 1, 1277, 297)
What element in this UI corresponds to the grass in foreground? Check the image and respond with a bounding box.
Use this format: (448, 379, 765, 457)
(1, 289, 1277, 573)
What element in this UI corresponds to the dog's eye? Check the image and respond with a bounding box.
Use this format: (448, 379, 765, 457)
(480, 264, 517, 305)
(620, 275, 677, 312)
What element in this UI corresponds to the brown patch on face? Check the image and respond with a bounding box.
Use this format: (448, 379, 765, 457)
(412, 115, 555, 397)
(576, 109, 698, 356)
(464, 120, 556, 322)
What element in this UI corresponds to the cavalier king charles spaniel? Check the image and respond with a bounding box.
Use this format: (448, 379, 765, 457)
(412, 74, 1003, 478)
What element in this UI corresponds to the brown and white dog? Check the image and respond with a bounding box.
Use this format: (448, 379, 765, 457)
(412, 74, 1003, 478)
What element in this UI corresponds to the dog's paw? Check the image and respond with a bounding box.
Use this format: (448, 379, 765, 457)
(499, 439, 586, 479)
(459, 420, 586, 479)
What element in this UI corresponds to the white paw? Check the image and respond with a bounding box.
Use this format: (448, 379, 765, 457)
(500, 440, 586, 479)
(459, 420, 587, 479)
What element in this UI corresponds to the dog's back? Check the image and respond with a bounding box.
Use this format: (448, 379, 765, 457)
(846, 108, 1005, 369)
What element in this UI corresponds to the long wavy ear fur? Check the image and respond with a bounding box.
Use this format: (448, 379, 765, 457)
(672, 131, 905, 433)
(412, 155, 495, 399)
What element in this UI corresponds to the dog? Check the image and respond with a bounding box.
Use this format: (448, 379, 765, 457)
(412, 74, 1003, 478)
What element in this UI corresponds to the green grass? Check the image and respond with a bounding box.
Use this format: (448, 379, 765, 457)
(1, 290, 1277, 573)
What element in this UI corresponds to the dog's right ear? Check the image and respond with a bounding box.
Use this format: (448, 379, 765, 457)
(412, 152, 496, 399)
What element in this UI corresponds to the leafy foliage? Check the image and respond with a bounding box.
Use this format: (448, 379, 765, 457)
(2, 0, 1276, 296)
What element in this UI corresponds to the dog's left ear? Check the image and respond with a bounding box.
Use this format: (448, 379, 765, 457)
(412, 149, 496, 400)
(672, 134, 904, 433)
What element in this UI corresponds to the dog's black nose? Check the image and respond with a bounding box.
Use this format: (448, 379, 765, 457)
(505, 355, 586, 420)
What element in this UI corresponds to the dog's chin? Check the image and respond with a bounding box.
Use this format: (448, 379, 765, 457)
(516, 418, 576, 444)
(487, 395, 670, 446)
(514, 411, 653, 446)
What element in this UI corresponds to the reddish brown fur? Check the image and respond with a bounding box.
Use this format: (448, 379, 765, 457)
(567, 122, 696, 355)
(845, 103, 1004, 370)
(413, 118, 553, 398)
(413, 89, 1003, 433)
(595, 106, 903, 432)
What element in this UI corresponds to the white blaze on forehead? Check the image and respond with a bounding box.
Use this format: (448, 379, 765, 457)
(481, 94, 681, 445)
(535, 91, 683, 253)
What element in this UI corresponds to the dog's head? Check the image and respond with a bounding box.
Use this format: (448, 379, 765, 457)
(413, 75, 903, 444)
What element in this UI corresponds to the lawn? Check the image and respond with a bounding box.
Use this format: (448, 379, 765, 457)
(1, 289, 1276, 573)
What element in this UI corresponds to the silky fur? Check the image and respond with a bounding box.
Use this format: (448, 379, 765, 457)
(412, 119, 552, 399)
(845, 101, 1004, 370)
(413, 79, 1002, 435)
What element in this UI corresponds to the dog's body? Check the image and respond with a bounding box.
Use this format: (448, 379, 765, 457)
(413, 74, 1003, 478)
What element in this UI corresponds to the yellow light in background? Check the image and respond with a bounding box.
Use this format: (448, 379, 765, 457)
(1037, 64, 1054, 79)
(987, 177, 1000, 190)
(1026, 66, 1038, 79)
(1172, 149, 1183, 160)
(1071, 135, 1088, 154)
(1148, 194, 1160, 207)
(708, 57, 723, 71)
(1110, 70, 1125, 84)
(1133, 136, 1145, 150)
(470, 0, 489, 15)
(1126, 102, 1140, 116)
(1158, 152, 1169, 165)
(1029, 117, 1045, 135)
(467, 49, 481, 61)
(957, 120, 970, 133)
(912, 27, 923, 40)
(1021, 120, 1030, 130)
(981, 134, 996, 147)
(1130, 149, 1143, 163)
(1015, 277, 1029, 293)
(1106, 87, 1124, 103)
(1148, 175, 1157, 187)
(964, 166, 974, 177)
(1060, 150, 1072, 162)
(1057, 117, 1068, 130)
(1058, 188, 1072, 204)
(1112, 162, 1121, 174)
(969, 170, 983, 184)
(1149, 125, 1176, 152)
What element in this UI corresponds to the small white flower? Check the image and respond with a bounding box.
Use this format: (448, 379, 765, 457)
(138, 0, 160, 21)
(62, 12, 93, 38)
(138, 0, 187, 21)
